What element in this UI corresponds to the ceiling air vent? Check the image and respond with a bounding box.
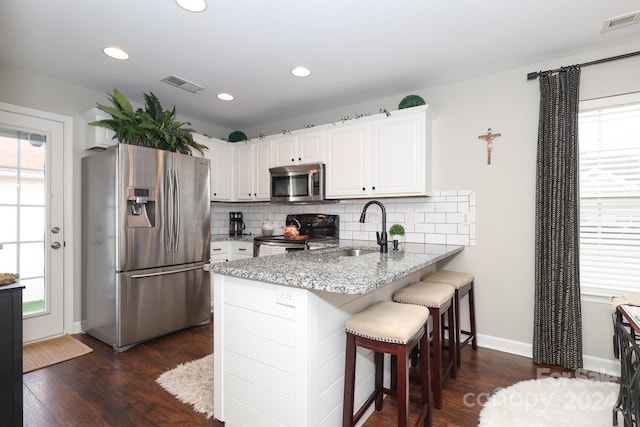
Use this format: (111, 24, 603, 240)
(160, 75, 205, 94)
(601, 11, 640, 33)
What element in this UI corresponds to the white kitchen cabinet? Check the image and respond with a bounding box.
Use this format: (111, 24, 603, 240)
(210, 142, 233, 201)
(200, 105, 432, 203)
(210, 241, 230, 263)
(228, 240, 253, 259)
(270, 131, 326, 166)
(235, 141, 271, 201)
(298, 131, 326, 164)
(370, 108, 429, 196)
(195, 135, 233, 201)
(270, 135, 297, 166)
(235, 144, 252, 200)
(211, 240, 253, 263)
(82, 108, 117, 150)
(325, 105, 433, 199)
(325, 123, 370, 198)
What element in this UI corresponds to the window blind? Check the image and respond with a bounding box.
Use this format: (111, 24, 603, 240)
(579, 100, 640, 292)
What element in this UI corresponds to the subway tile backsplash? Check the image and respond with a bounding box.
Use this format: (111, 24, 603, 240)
(211, 190, 476, 247)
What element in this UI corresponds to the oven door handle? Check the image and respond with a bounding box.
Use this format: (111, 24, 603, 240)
(254, 240, 309, 257)
(255, 241, 307, 249)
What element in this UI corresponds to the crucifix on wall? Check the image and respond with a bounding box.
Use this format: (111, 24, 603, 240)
(478, 128, 502, 165)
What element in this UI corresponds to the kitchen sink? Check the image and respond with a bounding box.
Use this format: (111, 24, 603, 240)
(330, 248, 377, 257)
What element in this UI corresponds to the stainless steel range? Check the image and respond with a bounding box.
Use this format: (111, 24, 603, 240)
(253, 214, 339, 256)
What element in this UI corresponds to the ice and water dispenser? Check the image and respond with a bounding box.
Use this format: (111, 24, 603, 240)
(127, 187, 156, 228)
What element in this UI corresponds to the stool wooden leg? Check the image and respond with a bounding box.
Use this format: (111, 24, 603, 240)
(390, 354, 398, 393)
(448, 303, 457, 379)
(397, 345, 409, 427)
(454, 288, 462, 368)
(469, 283, 478, 350)
(430, 308, 443, 409)
(342, 333, 356, 427)
(374, 352, 384, 411)
(419, 331, 432, 427)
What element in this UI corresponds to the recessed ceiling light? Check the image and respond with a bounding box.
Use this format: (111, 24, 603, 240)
(176, 0, 207, 12)
(103, 47, 129, 60)
(217, 93, 234, 101)
(291, 66, 311, 77)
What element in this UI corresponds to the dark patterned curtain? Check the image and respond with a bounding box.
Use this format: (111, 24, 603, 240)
(533, 66, 583, 370)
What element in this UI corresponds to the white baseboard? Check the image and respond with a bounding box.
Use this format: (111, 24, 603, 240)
(477, 333, 532, 358)
(71, 321, 83, 335)
(476, 333, 620, 377)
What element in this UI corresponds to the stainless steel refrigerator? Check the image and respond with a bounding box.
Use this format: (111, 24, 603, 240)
(81, 144, 211, 351)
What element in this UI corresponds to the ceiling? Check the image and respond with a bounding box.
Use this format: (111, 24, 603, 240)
(1, 1, 640, 131)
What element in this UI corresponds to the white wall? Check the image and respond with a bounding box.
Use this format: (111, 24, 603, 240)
(3, 37, 640, 372)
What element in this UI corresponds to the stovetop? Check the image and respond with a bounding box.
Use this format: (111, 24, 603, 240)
(254, 214, 339, 244)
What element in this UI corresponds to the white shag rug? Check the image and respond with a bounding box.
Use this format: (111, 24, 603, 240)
(479, 377, 619, 427)
(156, 354, 214, 419)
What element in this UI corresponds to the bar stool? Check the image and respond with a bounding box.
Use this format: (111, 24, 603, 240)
(393, 282, 456, 409)
(422, 270, 477, 367)
(343, 301, 432, 427)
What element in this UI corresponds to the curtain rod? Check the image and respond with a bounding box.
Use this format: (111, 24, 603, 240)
(526, 50, 640, 81)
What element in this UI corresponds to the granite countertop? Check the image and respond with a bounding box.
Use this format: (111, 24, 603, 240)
(211, 234, 256, 243)
(209, 242, 464, 295)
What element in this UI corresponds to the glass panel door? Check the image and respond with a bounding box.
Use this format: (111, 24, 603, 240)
(0, 105, 65, 342)
(0, 129, 46, 315)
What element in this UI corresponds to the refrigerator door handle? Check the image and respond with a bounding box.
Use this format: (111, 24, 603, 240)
(173, 169, 180, 252)
(164, 170, 174, 253)
(130, 263, 206, 279)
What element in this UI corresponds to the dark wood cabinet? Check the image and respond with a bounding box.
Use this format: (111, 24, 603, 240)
(0, 284, 24, 427)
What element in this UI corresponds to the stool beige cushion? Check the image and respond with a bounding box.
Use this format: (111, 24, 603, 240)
(394, 282, 454, 308)
(346, 301, 429, 344)
(422, 270, 474, 289)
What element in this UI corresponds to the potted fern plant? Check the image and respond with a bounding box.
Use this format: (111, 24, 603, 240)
(89, 88, 207, 155)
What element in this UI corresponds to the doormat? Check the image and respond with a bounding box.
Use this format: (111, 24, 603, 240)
(23, 334, 93, 373)
(156, 354, 214, 419)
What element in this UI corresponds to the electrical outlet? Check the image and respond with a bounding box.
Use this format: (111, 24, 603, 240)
(462, 211, 470, 225)
(276, 286, 296, 307)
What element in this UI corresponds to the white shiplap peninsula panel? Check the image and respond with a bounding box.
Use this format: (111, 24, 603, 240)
(213, 264, 435, 427)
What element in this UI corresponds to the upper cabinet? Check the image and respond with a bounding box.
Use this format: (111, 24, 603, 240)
(325, 123, 370, 198)
(235, 142, 271, 201)
(196, 135, 234, 201)
(325, 105, 433, 199)
(370, 109, 427, 196)
(270, 131, 326, 166)
(195, 105, 433, 203)
(82, 108, 117, 150)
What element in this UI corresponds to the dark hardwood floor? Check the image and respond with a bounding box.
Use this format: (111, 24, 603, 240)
(23, 316, 574, 426)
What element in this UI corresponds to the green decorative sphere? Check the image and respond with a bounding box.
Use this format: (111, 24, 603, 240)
(398, 95, 426, 109)
(228, 131, 248, 142)
(389, 224, 405, 236)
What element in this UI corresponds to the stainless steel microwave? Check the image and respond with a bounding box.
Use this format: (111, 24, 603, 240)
(269, 163, 325, 203)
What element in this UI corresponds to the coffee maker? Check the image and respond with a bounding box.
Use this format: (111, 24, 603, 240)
(229, 211, 246, 236)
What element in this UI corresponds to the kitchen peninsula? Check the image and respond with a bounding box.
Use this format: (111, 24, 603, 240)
(210, 243, 463, 427)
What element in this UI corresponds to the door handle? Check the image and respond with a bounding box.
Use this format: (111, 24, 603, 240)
(51, 226, 60, 234)
(130, 263, 206, 278)
(51, 241, 61, 249)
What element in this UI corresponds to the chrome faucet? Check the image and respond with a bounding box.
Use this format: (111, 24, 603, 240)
(359, 200, 388, 253)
